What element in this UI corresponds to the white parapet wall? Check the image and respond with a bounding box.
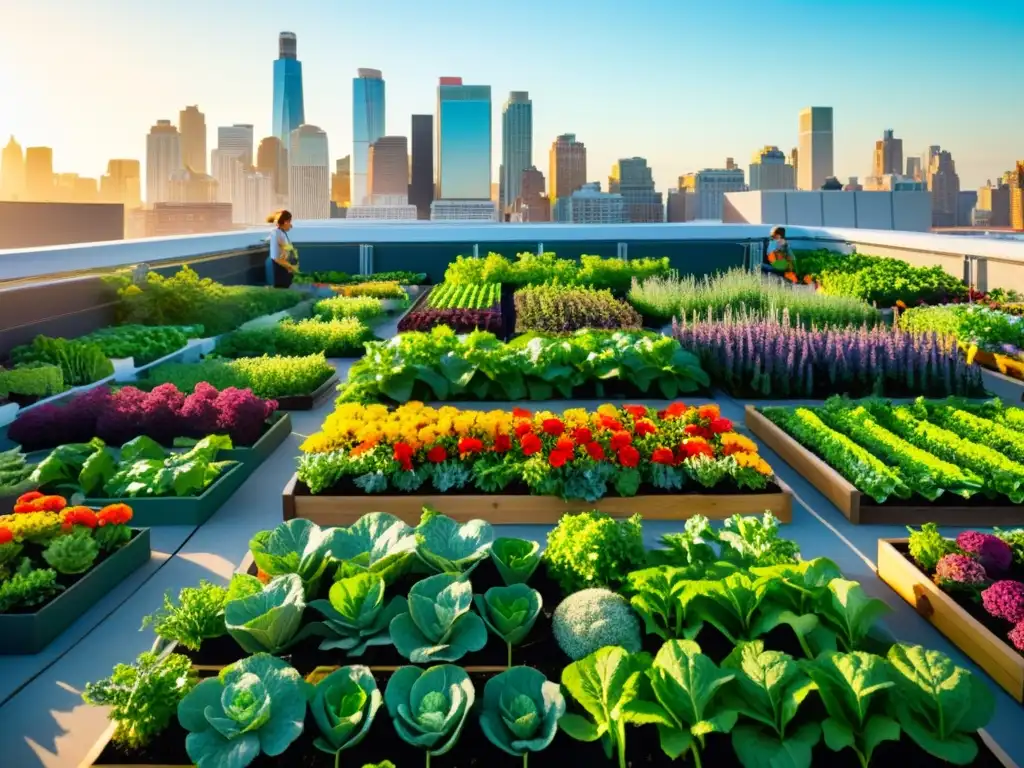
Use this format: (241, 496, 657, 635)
(723, 190, 933, 232)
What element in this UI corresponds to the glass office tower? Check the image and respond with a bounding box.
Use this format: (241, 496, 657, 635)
(436, 79, 491, 200)
(352, 68, 386, 206)
(272, 32, 305, 147)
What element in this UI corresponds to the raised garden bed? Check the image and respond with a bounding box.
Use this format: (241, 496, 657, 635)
(746, 404, 1024, 526)
(273, 371, 338, 411)
(84, 464, 247, 527)
(282, 472, 793, 526)
(0, 528, 151, 655)
(877, 538, 1024, 703)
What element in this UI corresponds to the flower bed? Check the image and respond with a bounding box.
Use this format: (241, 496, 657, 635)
(7, 383, 278, 452)
(444, 251, 670, 293)
(82, 510, 1003, 768)
(213, 317, 376, 359)
(749, 397, 1024, 525)
(338, 328, 709, 403)
(288, 401, 790, 524)
(514, 284, 642, 333)
(674, 309, 984, 399)
(0, 494, 150, 653)
(628, 268, 882, 327)
(878, 525, 1024, 701)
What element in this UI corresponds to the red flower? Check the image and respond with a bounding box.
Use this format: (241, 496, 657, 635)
(541, 418, 565, 437)
(698, 405, 721, 420)
(710, 417, 733, 434)
(458, 437, 484, 455)
(14, 494, 67, 514)
(555, 437, 575, 453)
(662, 402, 689, 419)
(427, 445, 447, 463)
(573, 426, 593, 444)
(548, 450, 572, 468)
(16, 491, 44, 505)
(0, 527, 12, 545)
(514, 421, 534, 437)
(520, 433, 543, 456)
(97, 504, 133, 526)
(493, 434, 511, 453)
(512, 407, 532, 419)
(623, 405, 648, 419)
(681, 441, 714, 459)
(393, 442, 414, 471)
(617, 445, 640, 468)
(598, 415, 624, 432)
(610, 431, 632, 450)
(684, 424, 710, 439)
(585, 442, 606, 461)
(62, 506, 98, 531)
(634, 419, 657, 437)
(651, 447, 675, 465)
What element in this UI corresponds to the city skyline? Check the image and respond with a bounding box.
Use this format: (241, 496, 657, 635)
(2, 0, 1021, 195)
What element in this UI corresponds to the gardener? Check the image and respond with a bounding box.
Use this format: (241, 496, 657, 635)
(765, 225, 796, 274)
(266, 210, 299, 288)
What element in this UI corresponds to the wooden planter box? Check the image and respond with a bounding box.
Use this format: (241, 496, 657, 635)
(273, 372, 338, 411)
(84, 464, 247, 527)
(745, 405, 1024, 526)
(877, 538, 1024, 703)
(281, 473, 793, 526)
(0, 528, 151, 655)
(221, 412, 292, 468)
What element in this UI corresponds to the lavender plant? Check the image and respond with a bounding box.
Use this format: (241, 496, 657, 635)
(673, 307, 984, 399)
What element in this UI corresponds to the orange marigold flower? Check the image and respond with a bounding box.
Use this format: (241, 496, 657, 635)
(541, 418, 565, 437)
(520, 433, 542, 456)
(662, 402, 689, 419)
(514, 421, 534, 437)
(40, 495, 68, 512)
(697, 404, 720, 420)
(349, 439, 377, 458)
(555, 437, 575, 453)
(512, 407, 532, 419)
(710, 417, 734, 434)
(598, 414, 624, 432)
(0, 527, 13, 545)
(573, 426, 593, 444)
(493, 434, 511, 453)
(651, 447, 675, 466)
(617, 445, 640, 468)
(16, 491, 45, 505)
(458, 437, 484, 454)
(548, 449, 572, 469)
(62, 506, 99, 530)
(610, 431, 632, 450)
(634, 419, 657, 437)
(97, 504, 133, 526)
(681, 441, 714, 459)
(585, 442, 606, 461)
(427, 446, 447, 463)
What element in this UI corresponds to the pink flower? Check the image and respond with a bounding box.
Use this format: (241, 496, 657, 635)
(933, 553, 988, 587)
(956, 531, 1013, 575)
(981, 580, 1024, 624)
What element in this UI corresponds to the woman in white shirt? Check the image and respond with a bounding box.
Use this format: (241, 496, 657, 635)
(265, 210, 298, 288)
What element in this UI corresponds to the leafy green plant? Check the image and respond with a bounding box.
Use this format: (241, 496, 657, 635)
(250, 518, 336, 597)
(886, 644, 995, 765)
(490, 537, 541, 585)
(313, 295, 386, 321)
(310, 665, 381, 757)
(177, 652, 310, 768)
(41, 528, 99, 574)
(479, 666, 565, 762)
(415, 508, 493, 574)
(10, 335, 114, 386)
(689, 572, 817, 646)
(0, 446, 34, 498)
(444, 251, 669, 293)
(101, 435, 235, 498)
(0, 561, 62, 612)
(816, 579, 891, 652)
(721, 641, 819, 768)
(543, 511, 645, 594)
(514, 284, 642, 333)
(141, 353, 334, 399)
(804, 651, 899, 768)
(384, 664, 476, 762)
(141, 581, 228, 651)
(215, 317, 376, 359)
(428, 282, 501, 310)
(83, 651, 196, 749)
(0, 363, 65, 398)
(552, 588, 642, 662)
(558, 645, 658, 768)
(311, 572, 407, 654)
(80, 324, 200, 365)
(716, 512, 801, 567)
(328, 511, 418, 585)
(626, 566, 702, 641)
(474, 585, 542, 667)
(906, 523, 957, 572)
(389, 573, 487, 663)
(223, 573, 313, 654)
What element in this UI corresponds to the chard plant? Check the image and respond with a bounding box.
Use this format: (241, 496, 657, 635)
(474, 584, 542, 667)
(479, 666, 565, 766)
(490, 537, 541, 585)
(310, 571, 407, 655)
(310, 665, 381, 766)
(384, 664, 475, 767)
(389, 573, 487, 663)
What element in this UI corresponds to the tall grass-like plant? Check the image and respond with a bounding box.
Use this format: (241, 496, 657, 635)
(673, 307, 984, 399)
(629, 269, 881, 327)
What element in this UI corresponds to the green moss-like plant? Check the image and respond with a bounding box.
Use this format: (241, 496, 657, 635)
(42, 529, 100, 574)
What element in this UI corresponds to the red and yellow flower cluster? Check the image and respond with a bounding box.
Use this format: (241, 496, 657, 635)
(0, 492, 134, 544)
(300, 401, 773, 478)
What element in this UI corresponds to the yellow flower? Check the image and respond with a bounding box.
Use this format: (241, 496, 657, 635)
(720, 433, 757, 453)
(453, 413, 477, 436)
(597, 404, 619, 417)
(418, 426, 439, 444)
(299, 433, 335, 453)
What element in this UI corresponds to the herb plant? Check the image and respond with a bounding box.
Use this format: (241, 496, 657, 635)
(543, 511, 644, 594)
(389, 573, 487, 663)
(384, 664, 476, 762)
(479, 666, 565, 762)
(141, 580, 228, 651)
(514, 284, 642, 333)
(474, 584, 542, 667)
(214, 317, 376, 359)
(10, 335, 114, 387)
(140, 352, 334, 399)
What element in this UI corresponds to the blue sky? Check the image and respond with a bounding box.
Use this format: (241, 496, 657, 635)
(0, 0, 1020, 191)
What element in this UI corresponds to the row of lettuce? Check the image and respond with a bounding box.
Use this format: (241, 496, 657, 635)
(84, 508, 998, 768)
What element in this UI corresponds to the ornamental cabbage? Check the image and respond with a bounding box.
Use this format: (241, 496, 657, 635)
(249, 519, 336, 596)
(328, 511, 418, 585)
(389, 573, 487, 663)
(384, 664, 475, 757)
(490, 537, 541, 585)
(224, 573, 310, 654)
(310, 665, 381, 756)
(177, 653, 310, 768)
(479, 666, 565, 758)
(310, 571, 407, 654)
(474, 584, 542, 667)
(415, 507, 493, 574)
(934, 554, 988, 588)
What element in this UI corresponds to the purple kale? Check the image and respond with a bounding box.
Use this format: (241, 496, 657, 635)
(180, 382, 221, 438)
(1010, 621, 1024, 652)
(94, 386, 148, 445)
(214, 387, 277, 446)
(956, 531, 1013, 575)
(933, 553, 988, 587)
(140, 384, 187, 445)
(981, 580, 1024, 624)
(7, 386, 112, 450)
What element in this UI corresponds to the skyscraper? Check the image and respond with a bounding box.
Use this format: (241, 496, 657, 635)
(288, 124, 329, 220)
(272, 32, 305, 146)
(368, 136, 409, 203)
(749, 146, 795, 191)
(24, 147, 54, 201)
(256, 136, 287, 197)
(179, 105, 207, 174)
(977, 180, 1011, 227)
(101, 159, 141, 208)
(332, 156, 351, 208)
(906, 156, 923, 182)
(609, 157, 663, 222)
(1009, 162, 1024, 231)
(797, 107, 834, 190)
(501, 92, 532, 213)
(927, 148, 960, 227)
(352, 68, 386, 206)
(515, 166, 549, 222)
(872, 129, 903, 177)
(435, 78, 492, 201)
(679, 169, 745, 220)
(921, 146, 940, 188)
(409, 115, 434, 219)
(1, 136, 25, 201)
(146, 120, 180, 204)
(549, 134, 587, 200)
(217, 125, 254, 167)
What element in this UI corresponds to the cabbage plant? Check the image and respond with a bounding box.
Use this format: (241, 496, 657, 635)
(415, 508, 493, 574)
(384, 664, 475, 761)
(473, 584, 542, 667)
(311, 571, 407, 654)
(177, 653, 310, 768)
(491, 537, 541, 585)
(479, 666, 564, 762)
(389, 573, 487, 663)
(329, 511, 418, 585)
(310, 665, 381, 757)
(224, 573, 310, 654)
(249, 519, 336, 597)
